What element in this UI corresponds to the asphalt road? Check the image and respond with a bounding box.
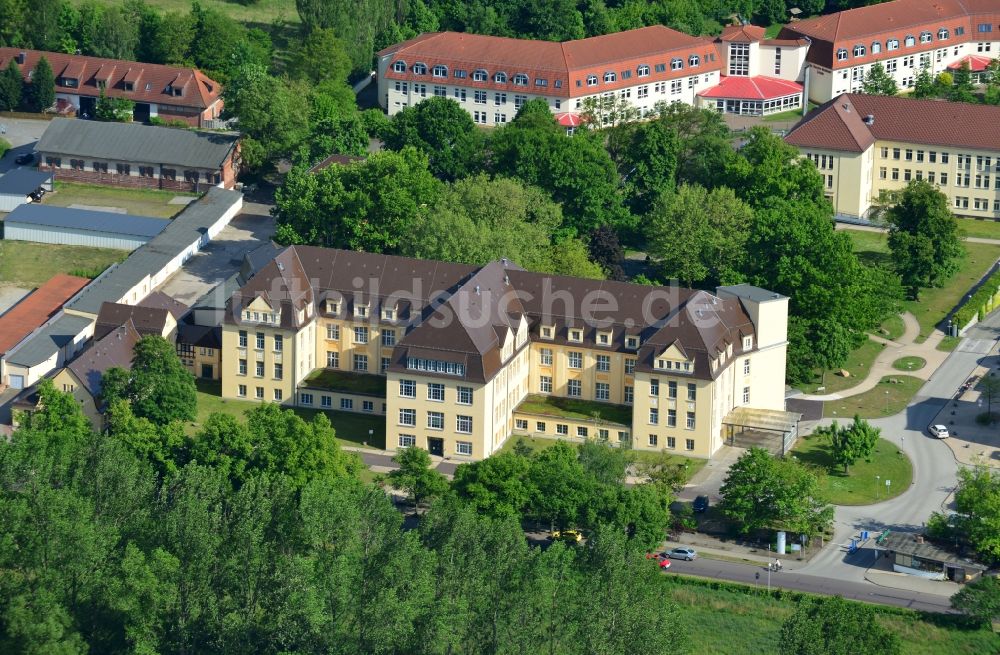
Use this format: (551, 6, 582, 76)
(666, 557, 954, 613)
(801, 312, 1000, 583)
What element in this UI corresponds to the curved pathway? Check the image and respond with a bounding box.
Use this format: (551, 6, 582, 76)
(798, 312, 948, 402)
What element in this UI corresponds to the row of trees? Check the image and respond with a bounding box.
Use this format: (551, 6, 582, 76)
(0, 0, 271, 83)
(292, 0, 885, 74)
(0, 333, 696, 653)
(914, 60, 1000, 105)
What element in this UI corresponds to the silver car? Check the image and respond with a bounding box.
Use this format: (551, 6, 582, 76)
(929, 424, 949, 439)
(667, 547, 697, 561)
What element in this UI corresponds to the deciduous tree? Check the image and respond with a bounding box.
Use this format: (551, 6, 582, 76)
(100, 335, 196, 425)
(780, 596, 901, 655)
(383, 96, 482, 180)
(387, 446, 449, 511)
(862, 62, 899, 96)
(951, 575, 1000, 627)
(0, 58, 21, 111)
(817, 415, 880, 473)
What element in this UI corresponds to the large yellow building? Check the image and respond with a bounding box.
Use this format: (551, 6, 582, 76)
(785, 93, 1000, 220)
(220, 247, 796, 461)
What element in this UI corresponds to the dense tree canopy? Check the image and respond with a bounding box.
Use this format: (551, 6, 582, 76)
(929, 464, 1000, 562)
(100, 335, 197, 426)
(780, 596, 901, 655)
(815, 415, 880, 473)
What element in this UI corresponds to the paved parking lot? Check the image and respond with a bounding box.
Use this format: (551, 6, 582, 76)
(0, 285, 30, 315)
(0, 117, 50, 173)
(157, 204, 274, 306)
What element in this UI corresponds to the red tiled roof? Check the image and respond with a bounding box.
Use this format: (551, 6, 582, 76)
(0, 48, 222, 110)
(0, 274, 89, 355)
(698, 75, 804, 100)
(719, 24, 766, 43)
(778, 0, 1000, 70)
(948, 54, 994, 72)
(785, 93, 1000, 153)
(379, 27, 722, 98)
(555, 112, 584, 127)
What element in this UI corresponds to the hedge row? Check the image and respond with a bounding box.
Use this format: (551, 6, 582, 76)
(953, 269, 1000, 328)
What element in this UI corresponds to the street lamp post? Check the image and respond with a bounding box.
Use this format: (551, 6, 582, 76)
(885, 390, 890, 414)
(876, 475, 880, 500)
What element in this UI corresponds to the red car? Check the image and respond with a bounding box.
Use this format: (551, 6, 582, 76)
(646, 552, 672, 569)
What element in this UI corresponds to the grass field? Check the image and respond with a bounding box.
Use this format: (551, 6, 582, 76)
(792, 436, 912, 505)
(193, 380, 385, 450)
(663, 577, 996, 655)
(847, 229, 1000, 340)
(794, 338, 885, 394)
(71, 0, 298, 25)
(957, 218, 1000, 240)
(824, 375, 924, 419)
(44, 182, 194, 219)
(0, 241, 126, 287)
(879, 314, 906, 340)
(301, 369, 387, 396)
(892, 356, 925, 371)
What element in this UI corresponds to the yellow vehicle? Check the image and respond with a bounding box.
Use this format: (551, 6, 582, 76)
(549, 529, 583, 544)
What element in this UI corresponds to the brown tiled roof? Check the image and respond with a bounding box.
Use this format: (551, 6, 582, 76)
(785, 93, 1000, 153)
(309, 153, 365, 173)
(784, 95, 877, 152)
(379, 27, 722, 98)
(229, 247, 757, 384)
(67, 321, 140, 398)
(719, 24, 766, 42)
(94, 302, 171, 341)
(0, 274, 89, 355)
(0, 48, 222, 110)
(137, 291, 188, 319)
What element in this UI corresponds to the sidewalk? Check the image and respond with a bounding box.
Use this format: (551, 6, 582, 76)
(865, 556, 960, 598)
(798, 312, 948, 401)
(932, 343, 1000, 468)
(662, 530, 814, 570)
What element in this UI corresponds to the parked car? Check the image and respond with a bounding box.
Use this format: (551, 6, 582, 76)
(14, 152, 33, 165)
(693, 495, 710, 513)
(549, 529, 583, 544)
(928, 424, 949, 439)
(646, 552, 672, 569)
(667, 547, 698, 561)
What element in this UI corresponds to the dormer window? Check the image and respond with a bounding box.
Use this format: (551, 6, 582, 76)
(938, 28, 949, 41)
(412, 63, 427, 75)
(604, 71, 616, 83)
(513, 73, 528, 86)
(853, 44, 865, 57)
(871, 42, 881, 54)
(586, 75, 598, 86)
(494, 72, 507, 83)
(382, 307, 395, 321)
(743, 336, 753, 350)
(887, 39, 899, 50)
(597, 331, 611, 346)
(836, 48, 848, 61)
(637, 64, 650, 77)
(569, 329, 583, 342)
(97, 79, 107, 89)
(432, 64, 447, 77)
(625, 336, 639, 350)
(671, 58, 683, 70)
(904, 35, 915, 47)
(473, 69, 487, 82)
(393, 60, 406, 73)
(62, 77, 78, 88)
(919, 31, 932, 44)
(123, 81, 134, 91)
(355, 304, 368, 318)
(326, 300, 340, 315)
(541, 326, 554, 339)
(688, 54, 700, 67)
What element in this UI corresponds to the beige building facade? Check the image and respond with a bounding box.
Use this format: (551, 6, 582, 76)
(786, 93, 1000, 220)
(219, 248, 795, 462)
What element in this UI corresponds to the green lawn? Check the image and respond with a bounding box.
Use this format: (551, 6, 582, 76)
(763, 24, 784, 39)
(663, 577, 996, 655)
(824, 375, 924, 419)
(792, 436, 912, 505)
(793, 338, 885, 395)
(761, 102, 816, 123)
(937, 335, 961, 352)
(193, 380, 385, 450)
(892, 356, 925, 372)
(301, 369, 386, 396)
(515, 394, 633, 426)
(43, 182, 195, 219)
(71, 0, 298, 25)
(956, 218, 1000, 240)
(847, 229, 1000, 340)
(879, 314, 906, 341)
(0, 241, 126, 287)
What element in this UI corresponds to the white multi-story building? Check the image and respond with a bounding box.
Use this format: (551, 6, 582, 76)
(377, 26, 725, 126)
(779, 0, 1000, 103)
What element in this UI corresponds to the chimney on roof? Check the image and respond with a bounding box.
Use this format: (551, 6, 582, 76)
(863, 114, 875, 126)
(277, 262, 284, 271)
(915, 535, 925, 544)
(15, 52, 25, 65)
(504, 274, 510, 285)
(842, 103, 850, 112)
(475, 285, 480, 295)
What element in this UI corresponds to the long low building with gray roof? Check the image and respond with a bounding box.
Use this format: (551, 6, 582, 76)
(34, 118, 239, 192)
(4, 204, 169, 250)
(1, 188, 242, 389)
